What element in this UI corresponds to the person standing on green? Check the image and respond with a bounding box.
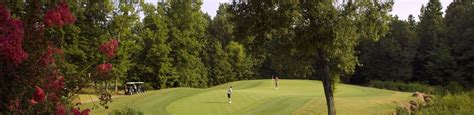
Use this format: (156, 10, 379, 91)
(227, 86, 233, 103)
(275, 76, 279, 89)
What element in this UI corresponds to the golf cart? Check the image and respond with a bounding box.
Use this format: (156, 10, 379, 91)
(124, 82, 145, 95)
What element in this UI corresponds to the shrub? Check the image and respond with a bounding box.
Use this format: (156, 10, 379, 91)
(369, 80, 434, 94)
(109, 107, 144, 115)
(404, 82, 435, 94)
(143, 82, 154, 91)
(417, 92, 473, 114)
(434, 82, 465, 95)
(395, 91, 474, 115)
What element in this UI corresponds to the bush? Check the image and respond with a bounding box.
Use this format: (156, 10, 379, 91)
(398, 91, 474, 115)
(404, 83, 435, 94)
(144, 82, 154, 91)
(369, 80, 434, 94)
(109, 107, 144, 115)
(434, 82, 465, 96)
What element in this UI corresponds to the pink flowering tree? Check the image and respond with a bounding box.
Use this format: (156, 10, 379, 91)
(0, 1, 89, 114)
(94, 39, 119, 109)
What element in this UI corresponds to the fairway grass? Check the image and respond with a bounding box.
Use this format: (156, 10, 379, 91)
(81, 80, 414, 114)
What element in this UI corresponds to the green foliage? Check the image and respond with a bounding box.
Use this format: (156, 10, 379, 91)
(230, 1, 300, 78)
(396, 91, 474, 115)
(167, 0, 209, 87)
(355, 17, 417, 83)
(209, 3, 234, 45)
(204, 4, 235, 86)
(434, 82, 466, 95)
(108, 0, 141, 88)
(129, 2, 175, 89)
(369, 80, 435, 94)
(226, 41, 254, 80)
(414, 0, 452, 84)
(444, 0, 474, 88)
(109, 107, 144, 115)
(204, 41, 233, 86)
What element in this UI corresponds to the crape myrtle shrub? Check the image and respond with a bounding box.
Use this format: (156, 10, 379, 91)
(0, 1, 89, 114)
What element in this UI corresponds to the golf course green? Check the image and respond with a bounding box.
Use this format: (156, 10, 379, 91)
(81, 80, 414, 114)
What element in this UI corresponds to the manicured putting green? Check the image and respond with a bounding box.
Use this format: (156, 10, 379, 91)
(81, 80, 414, 114)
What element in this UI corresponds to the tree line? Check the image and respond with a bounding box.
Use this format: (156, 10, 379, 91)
(352, 0, 473, 89)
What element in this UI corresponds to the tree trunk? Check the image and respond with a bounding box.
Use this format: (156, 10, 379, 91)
(321, 63, 336, 115)
(105, 82, 109, 92)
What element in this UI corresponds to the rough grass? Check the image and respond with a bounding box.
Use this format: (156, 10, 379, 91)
(81, 80, 414, 114)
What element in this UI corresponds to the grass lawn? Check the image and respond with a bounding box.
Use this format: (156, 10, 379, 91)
(81, 80, 414, 114)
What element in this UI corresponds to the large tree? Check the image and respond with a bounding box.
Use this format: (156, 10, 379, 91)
(414, 0, 454, 85)
(167, 0, 209, 87)
(131, 2, 175, 89)
(230, 1, 392, 114)
(444, 0, 474, 87)
(204, 4, 234, 86)
(293, 1, 392, 114)
(107, 0, 141, 93)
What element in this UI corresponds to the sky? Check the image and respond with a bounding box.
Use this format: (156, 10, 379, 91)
(144, 0, 453, 21)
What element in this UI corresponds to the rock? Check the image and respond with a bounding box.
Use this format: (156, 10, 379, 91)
(412, 91, 423, 97)
(423, 94, 435, 104)
(410, 104, 418, 111)
(409, 100, 418, 106)
(412, 91, 434, 105)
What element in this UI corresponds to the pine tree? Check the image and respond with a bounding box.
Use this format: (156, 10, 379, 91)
(414, 0, 454, 85)
(445, 0, 474, 87)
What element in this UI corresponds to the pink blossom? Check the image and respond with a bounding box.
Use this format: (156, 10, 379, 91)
(81, 109, 90, 115)
(40, 44, 63, 66)
(56, 104, 66, 115)
(99, 39, 119, 59)
(44, 1, 75, 28)
(29, 99, 38, 106)
(72, 108, 90, 115)
(0, 4, 28, 66)
(97, 63, 113, 74)
(32, 86, 45, 103)
(72, 108, 81, 115)
(49, 75, 65, 91)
